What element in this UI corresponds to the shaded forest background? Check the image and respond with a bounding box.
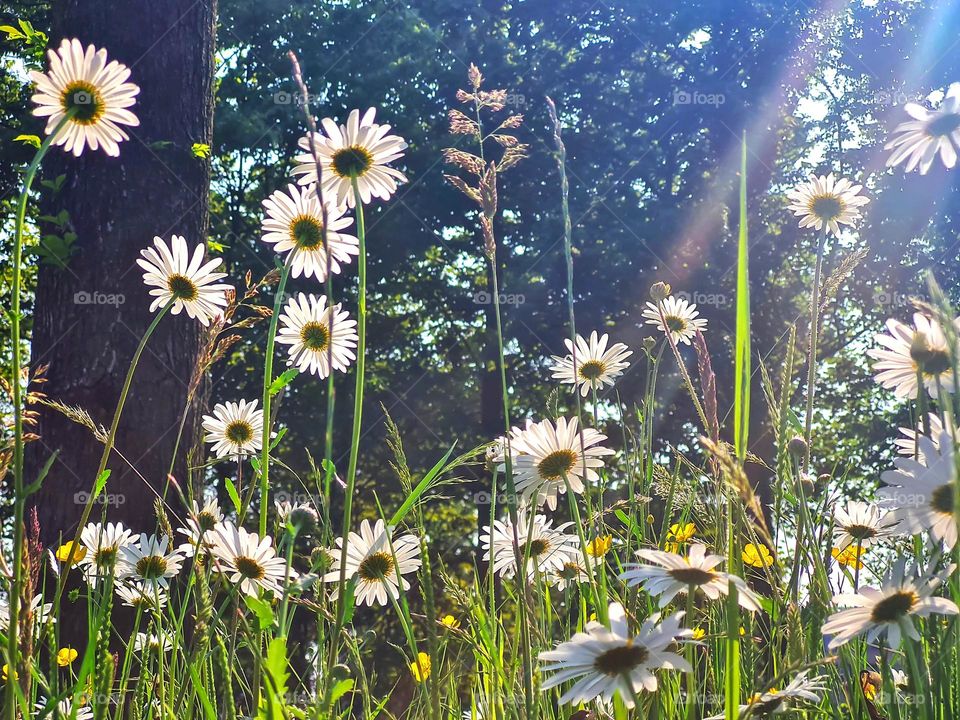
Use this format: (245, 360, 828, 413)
(2, 0, 960, 660)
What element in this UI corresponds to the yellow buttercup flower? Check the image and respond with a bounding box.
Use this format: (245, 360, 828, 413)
(586, 535, 612, 558)
(832, 545, 867, 570)
(2, 664, 17, 681)
(55, 541, 87, 566)
(56, 647, 79, 667)
(441, 615, 460, 629)
(691, 627, 706, 640)
(667, 522, 697, 543)
(410, 652, 431, 683)
(742, 543, 774, 569)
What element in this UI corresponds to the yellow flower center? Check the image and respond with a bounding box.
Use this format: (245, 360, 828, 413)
(537, 449, 577, 480)
(578, 359, 606, 381)
(289, 215, 324, 249)
(926, 112, 960, 138)
(358, 551, 394, 581)
(234, 555, 265, 580)
(810, 195, 844, 221)
(930, 483, 955, 516)
(331, 145, 374, 178)
(60, 80, 105, 125)
(593, 642, 649, 676)
(300, 321, 330, 352)
(225, 420, 253, 445)
(870, 590, 919, 624)
(167, 274, 198, 301)
(136, 555, 168, 580)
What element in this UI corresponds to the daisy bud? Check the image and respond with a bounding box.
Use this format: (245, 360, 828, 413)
(309, 546, 333, 572)
(799, 473, 816, 495)
(289, 505, 319, 535)
(642, 336, 657, 353)
(649, 281, 672, 302)
(787, 435, 808, 458)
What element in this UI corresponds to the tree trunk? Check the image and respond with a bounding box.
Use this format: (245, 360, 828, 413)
(27, 0, 217, 554)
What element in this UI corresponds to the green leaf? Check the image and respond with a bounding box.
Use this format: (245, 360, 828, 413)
(268, 368, 299, 396)
(243, 595, 275, 631)
(223, 476, 242, 516)
(0, 25, 26, 40)
(329, 678, 354, 703)
(92, 470, 111, 500)
(13, 134, 40, 148)
(187, 664, 218, 720)
(733, 134, 751, 464)
(388, 443, 456, 527)
(191, 142, 212, 158)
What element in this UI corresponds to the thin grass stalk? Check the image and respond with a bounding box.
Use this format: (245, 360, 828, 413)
(802, 227, 827, 474)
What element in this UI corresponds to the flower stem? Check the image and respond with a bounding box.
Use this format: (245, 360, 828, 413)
(803, 227, 827, 473)
(259, 256, 292, 536)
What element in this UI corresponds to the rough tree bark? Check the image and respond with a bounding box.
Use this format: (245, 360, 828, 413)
(26, 0, 218, 552)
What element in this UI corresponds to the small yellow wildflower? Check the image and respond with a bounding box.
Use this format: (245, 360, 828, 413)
(691, 627, 706, 640)
(56, 647, 78, 667)
(55, 541, 87, 566)
(440, 615, 460, 629)
(2, 664, 16, 681)
(586, 535, 612, 557)
(410, 652, 431, 682)
(667, 522, 697, 543)
(742, 543, 774, 568)
(832, 545, 867, 570)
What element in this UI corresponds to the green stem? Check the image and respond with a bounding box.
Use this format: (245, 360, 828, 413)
(803, 227, 826, 473)
(259, 256, 292, 536)
(333, 178, 367, 639)
(6, 115, 73, 716)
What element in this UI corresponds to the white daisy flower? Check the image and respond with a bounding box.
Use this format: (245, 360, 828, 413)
(822, 559, 958, 649)
(261, 183, 358, 281)
(117, 534, 184, 592)
(619, 543, 762, 611)
(137, 235, 231, 326)
(785, 173, 870, 236)
(0, 594, 54, 632)
(34, 698, 93, 720)
(207, 522, 294, 597)
(539, 602, 691, 708)
(832, 501, 899, 551)
(552, 559, 589, 590)
(132, 632, 172, 654)
(275, 499, 319, 533)
(703, 671, 827, 718)
(886, 83, 960, 174)
(550, 331, 632, 397)
(323, 519, 422, 607)
(201, 399, 264, 460)
(879, 429, 958, 548)
(503, 417, 613, 511)
(115, 582, 167, 611)
(276, 292, 358, 378)
(642, 295, 708, 345)
(78, 521, 135, 586)
(480, 509, 580, 581)
(176, 498, 224, 557)
(292, 107, 408, 207)
(895, 413, 957, 460)
(29, 38, 139, 157)
(868, 313, 958, 399)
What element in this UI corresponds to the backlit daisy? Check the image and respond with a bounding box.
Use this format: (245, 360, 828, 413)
(620, 543, 762, 611)
(29, 38, 139, 157)
(480, 509, 579, 581)
(879, 429, 958, 548)
(177, 498, 224, 557)
(538, 602, 691, 708)
(137, 235, 231, 326)
(833, 501, 899, 551)
(261, 184, 358, 281)
(550, 331, 632, 397)
(276, 292, 358, 378)
(642, 295, 707, 345)
(292, 107, 408, 207)
(553, 559, 589, 590)
(0, 594, 54, 633)
(504, 417, 613, 511)
(786, 173, 869, 236)
(822, 559, 958, 649)
(323, 519, 421, 607)
(202, 399, 263, 460)
(868, 313, 958, 399)
(895, 413, 956, 460)
(703, 671, 826, 718)
(208, 522, 293, 597)
(115, 582, 167, 611)
(78, 521, 135, 586)
(133, 632, 173, 654)
(886, 83, 960, 174)
(117, 534, 184, 592)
